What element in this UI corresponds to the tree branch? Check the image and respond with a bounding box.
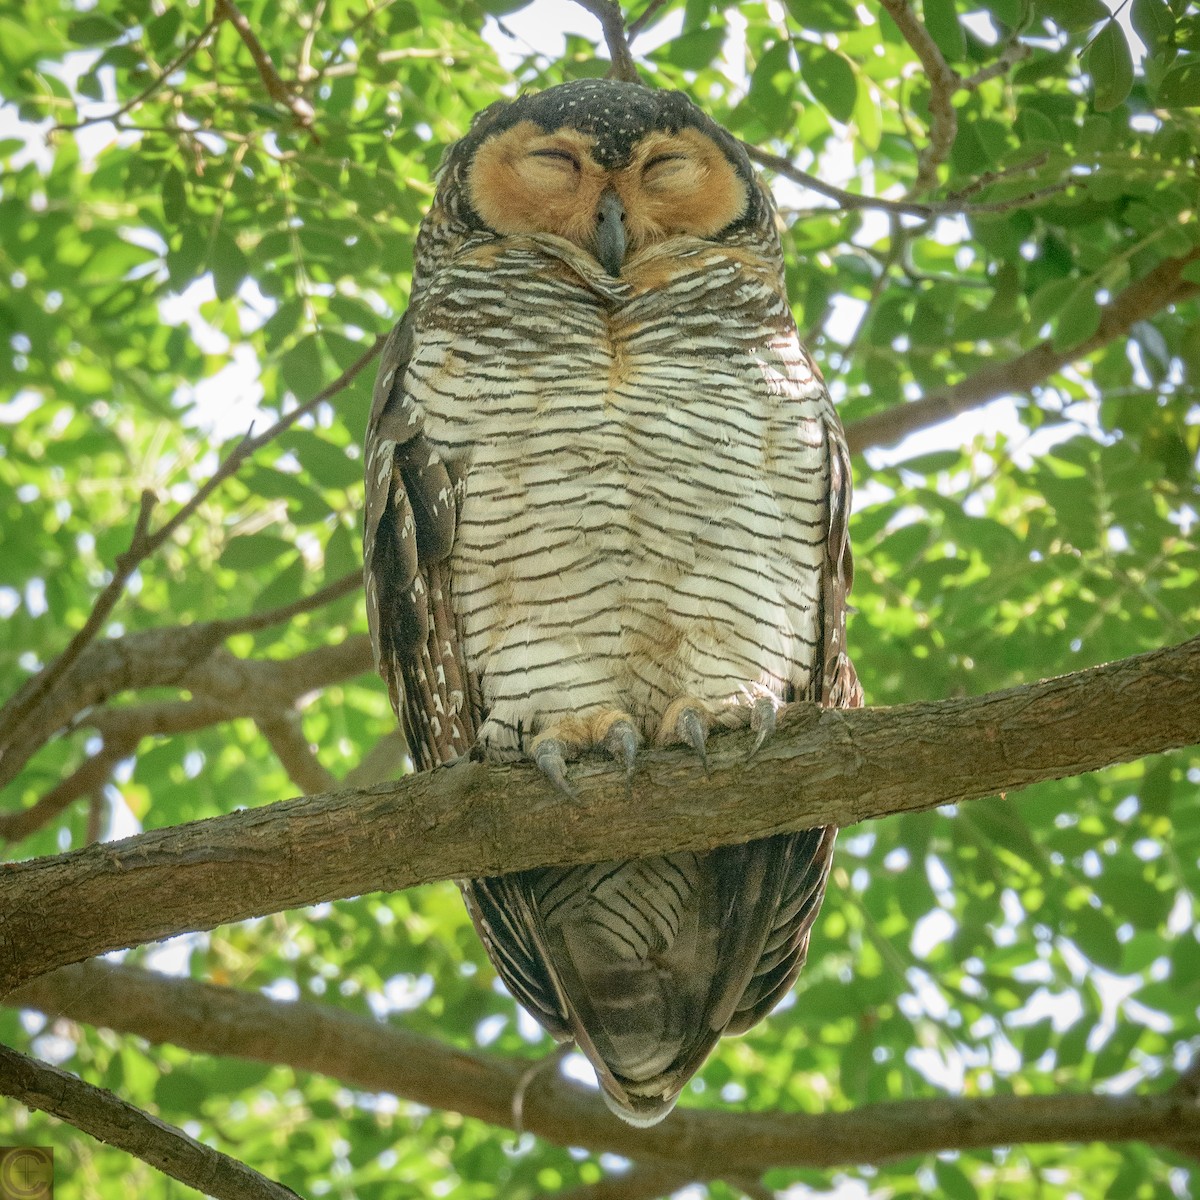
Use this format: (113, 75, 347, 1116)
(50, 14, 223, 134)
(0, 1041, 302, 1200)
(844, 248, 1200, 454)
(747, 144, 1070, 219)
(255, 709, 338, 795)
(1, 636, 1196, 996)
(0, 336, 383, 785)
(0, 734, 135, 844)
(877, 0, 960, 194)
(215, 0, 316, 130)
(0, 618, 372, 800)
(573, 0, 641, 82)
(8, 962, 1200, 1170)
(0, 491, 157, 775)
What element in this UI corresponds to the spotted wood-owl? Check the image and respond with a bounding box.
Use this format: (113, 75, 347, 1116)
(363, 79, 861, 1125)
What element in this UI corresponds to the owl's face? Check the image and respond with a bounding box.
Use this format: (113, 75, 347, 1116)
(432, 80, 767, 278)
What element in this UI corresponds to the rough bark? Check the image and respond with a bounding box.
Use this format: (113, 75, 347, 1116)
(1, 636, 1197, 997)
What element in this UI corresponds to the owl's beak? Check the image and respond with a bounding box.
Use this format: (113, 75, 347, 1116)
(594, 189, 626, 276)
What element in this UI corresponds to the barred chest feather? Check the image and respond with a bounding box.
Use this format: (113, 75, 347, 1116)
(404, 233, 832, 752)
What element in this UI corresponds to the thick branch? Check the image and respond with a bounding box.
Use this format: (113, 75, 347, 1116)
(1, 637, 1196, 996)
(0, 1041, 301, 1199)
(844, 249, 1200, 454)
(9, 962, 1200, 1169)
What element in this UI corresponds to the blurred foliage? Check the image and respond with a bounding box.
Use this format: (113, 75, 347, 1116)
(1, 0, 1198, 1196)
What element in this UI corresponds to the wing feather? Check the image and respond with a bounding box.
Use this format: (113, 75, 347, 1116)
(728, 398, 862, 1034)
(364, 312, 475, 770)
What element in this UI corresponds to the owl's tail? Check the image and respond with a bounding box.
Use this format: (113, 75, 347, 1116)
(464, 828, 836, 1126)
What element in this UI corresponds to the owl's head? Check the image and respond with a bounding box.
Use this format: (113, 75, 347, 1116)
(426, 80, 771, 278)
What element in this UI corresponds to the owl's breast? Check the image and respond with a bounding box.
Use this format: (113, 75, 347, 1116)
(404, 238, 829, 737)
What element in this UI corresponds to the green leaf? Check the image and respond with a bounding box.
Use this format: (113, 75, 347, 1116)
(1131, 0, 1174, 51)
(1035, 0, 1108, 32)
(67, 14, 123, 43)
(252, 555, 308, 612)
(924, 0, 967, 61)
(747, 41, 797, 134)
(1052, 281, 1102, 351)
(280, 337, 324, 400)
(161, 167, 187, 227)
(218, 533, 296, 572)
(934, 1160, 979, 1200)
(282, 429, 362, 489)
(658, 26, 726, 70)
(1155, 56, 1200, 107)
(1084, 20, 1134, 112)
(800, 46, 858, 123)
(146, 8, 183, 53)
(209, 230, 248, 301)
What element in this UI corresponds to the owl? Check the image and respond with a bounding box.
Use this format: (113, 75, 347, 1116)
(363, 79, 861, 1126)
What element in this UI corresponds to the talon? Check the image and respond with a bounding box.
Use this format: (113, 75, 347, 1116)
(604, 718, 640, 796)
(749, 697, 777, 758)
(534, 737, 577, 800)
(677, 707, 709, 775)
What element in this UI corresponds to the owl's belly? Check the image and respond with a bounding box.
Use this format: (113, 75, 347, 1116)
(413, 243, 828, 748)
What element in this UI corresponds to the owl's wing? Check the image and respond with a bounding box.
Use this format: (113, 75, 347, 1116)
(726, 395, 862, 1035)
(363, 313, 477, 769)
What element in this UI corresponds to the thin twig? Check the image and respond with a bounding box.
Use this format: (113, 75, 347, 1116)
(0, 735, 135, 844)
(877, 0, 960, 194)
(744, 144, 938, 216)
(50, 14, 222, 134)
(627, 0, 670, 39)
(963, 180, 1071, 214)
(573, 0, 641, 82)
(150, 332, 384, 551)
(0, 336, 382, 766)
(942, 151, 1050, 203)
(0, 490, 157, 757)
(962, 39, 1031, 90)
(215, 0, 317, 130)
(296, 0, 327, 82)
(0, 1043, 302, 1200)
(750, 144, 1072, 219)
(845, 247, 1200, 453)
(513, 1045, 570, 1137)
(216, 569, 361, 636)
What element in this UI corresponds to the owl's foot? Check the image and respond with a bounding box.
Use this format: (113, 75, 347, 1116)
(604, 717, 640, 793)
(749, 695, 777, 757)
(532, 736, 578, 800)
(658, 697, 712, 774)
(528, 710, 641, 799)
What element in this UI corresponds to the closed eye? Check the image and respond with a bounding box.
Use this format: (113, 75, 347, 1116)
(529, 148, 580, 169)
(643, 153, 687, 172)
